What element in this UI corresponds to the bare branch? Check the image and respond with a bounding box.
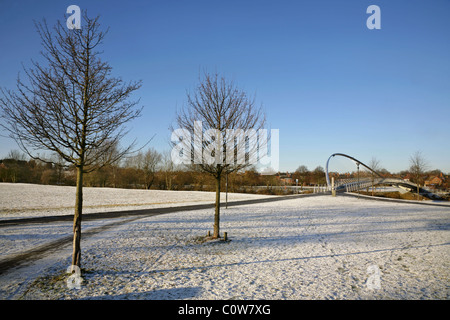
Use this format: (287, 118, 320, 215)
(0, 15, 142, 171)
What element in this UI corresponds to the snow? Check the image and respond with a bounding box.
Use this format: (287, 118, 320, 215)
(0, 183, 275, 220)
(0, 183, 449, 300)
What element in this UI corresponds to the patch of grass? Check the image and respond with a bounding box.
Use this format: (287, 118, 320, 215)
(20, 269, 69, 298)
(359, 191, 428, 201)
(19, 267, 95, 299)
(190, 235, 211, 244)
(189, 234, 231, 245)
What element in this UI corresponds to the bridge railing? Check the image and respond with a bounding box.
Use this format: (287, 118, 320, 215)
(334, 178, 375, 192)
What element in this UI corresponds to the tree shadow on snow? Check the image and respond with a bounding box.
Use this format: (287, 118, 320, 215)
(82, 286, 202, 300)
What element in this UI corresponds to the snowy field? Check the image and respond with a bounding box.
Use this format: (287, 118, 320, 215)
(0, 183, 449, 300)
(0, 183, 274, 220)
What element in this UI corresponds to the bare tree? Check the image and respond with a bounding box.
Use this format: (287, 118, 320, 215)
(7, 149, 27, 161)
(172, 72, 266, 238)
(51, 152, 66, 185)
(367, 156, 381, 196)
(161, 150, 176, 190)
(409, 151, 429, 200)
(131, 148, 162, 189)
(0, 13, 142, 268)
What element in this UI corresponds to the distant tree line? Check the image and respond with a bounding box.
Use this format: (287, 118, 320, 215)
(3, 149, 448, 192)
(0, 149, 287, 194)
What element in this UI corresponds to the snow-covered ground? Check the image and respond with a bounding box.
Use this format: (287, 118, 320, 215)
(0, 183, 275, 220)
(0, 183, 449, 300)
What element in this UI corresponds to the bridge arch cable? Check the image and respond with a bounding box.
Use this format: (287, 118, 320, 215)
(325, 153, 382, 188)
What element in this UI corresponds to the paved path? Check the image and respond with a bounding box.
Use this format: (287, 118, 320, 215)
(0, 193, 322, 275)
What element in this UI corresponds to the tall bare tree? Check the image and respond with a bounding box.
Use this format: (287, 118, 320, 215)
(0, 13, 142, 268)
(367, 156, 381, 196)
(409, 151, 429, 200)
(161, 150, 176, 190)
(129, 148, 162, 189)
(172, 72, 266, 238)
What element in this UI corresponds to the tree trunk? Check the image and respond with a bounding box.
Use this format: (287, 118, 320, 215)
(146, 175, 155, 190)
(371, 174, 374, 196)
(72, 166, 83, 268)
(417, 183, 420, 201)
(213, 175, 221, 239)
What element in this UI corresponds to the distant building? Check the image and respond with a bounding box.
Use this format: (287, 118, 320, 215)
(425, 174, 444, 189)
(276, 172, 293, 185)
(402, 173, 412, 182)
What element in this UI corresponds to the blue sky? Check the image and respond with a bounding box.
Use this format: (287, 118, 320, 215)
(0, 0, 449, 173)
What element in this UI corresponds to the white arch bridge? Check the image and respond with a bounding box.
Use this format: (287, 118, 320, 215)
(325, 153, 444, 201)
